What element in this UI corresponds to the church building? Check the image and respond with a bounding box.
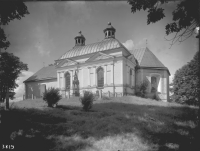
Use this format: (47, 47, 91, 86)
(24, 22, 170, 102)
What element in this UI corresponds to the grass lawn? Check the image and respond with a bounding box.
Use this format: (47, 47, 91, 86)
(0, 96, 199, 151)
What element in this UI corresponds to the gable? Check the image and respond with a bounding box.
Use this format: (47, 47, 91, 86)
(61, 61, 77, 67)
(57, 58, 78, 68)
(86, 52, 114, 63)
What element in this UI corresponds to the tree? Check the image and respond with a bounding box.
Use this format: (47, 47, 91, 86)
(0, 52, 28, 106)
(0, 1, 29, 50)
(172, 51, 199, 105)
(127, 0, 199, 46)
(128, 1, 200, 145)
(0, 1, 29, 109)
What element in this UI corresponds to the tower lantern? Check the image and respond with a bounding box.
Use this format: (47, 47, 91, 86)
(103, 22, 116, 39)
(74, 31, 86, 46)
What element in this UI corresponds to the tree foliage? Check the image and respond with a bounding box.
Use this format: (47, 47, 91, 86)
(0, 1, 29, 49)
(127, 0, 199, 46)
(0, 52, 28, 102)
(172, 51, 199, 105)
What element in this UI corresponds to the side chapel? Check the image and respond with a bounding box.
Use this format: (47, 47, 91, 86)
(24, 22, 170, 102)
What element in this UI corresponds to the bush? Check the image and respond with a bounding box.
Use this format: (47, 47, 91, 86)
(152, 93, 160, 101)
(80, 91, 95, 111)
(135, 80, 148, 98)
(43, 87, 62, 107)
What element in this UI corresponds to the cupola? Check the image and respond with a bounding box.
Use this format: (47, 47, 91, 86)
(74, 31, 85, 46)
(103, 22, 116, 39)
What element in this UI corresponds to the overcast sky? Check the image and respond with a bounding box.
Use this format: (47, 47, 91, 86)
(3, 1, 198, 101)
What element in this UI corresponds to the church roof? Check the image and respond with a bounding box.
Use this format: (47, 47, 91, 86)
(59, 38, 124, 60)
(130, 47, 167, 68)
(24, 65, 57, 83)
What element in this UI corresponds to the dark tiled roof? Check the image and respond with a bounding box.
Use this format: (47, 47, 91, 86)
(130, 47, 166, 68)
(24, 65, 57, 82)
(59, 38, 124, 59)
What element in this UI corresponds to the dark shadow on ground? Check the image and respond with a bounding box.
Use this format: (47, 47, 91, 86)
(0, 101, 198, 151)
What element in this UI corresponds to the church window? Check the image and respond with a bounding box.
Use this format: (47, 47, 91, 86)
(97, 67, 104, 88)
(65, 72, 70, 90)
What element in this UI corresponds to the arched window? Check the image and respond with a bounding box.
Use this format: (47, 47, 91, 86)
(151, 76, 157, 92)
(65, 72, 70, 90)
(97, 67, 104, 88)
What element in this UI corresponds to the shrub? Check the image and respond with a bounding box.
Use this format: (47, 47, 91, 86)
(80, 91, 95, 111)
(43, 87, 62, 107)
(135, 80, 148, 98)
(152, 93, 160, 101)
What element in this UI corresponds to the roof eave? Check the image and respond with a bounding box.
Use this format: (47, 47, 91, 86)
(23, 77, 57, 83)
(136, 66, 171, 75)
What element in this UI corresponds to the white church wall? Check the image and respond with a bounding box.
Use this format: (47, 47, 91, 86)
(114, 61, 122, 85)
(164, 70, 170, 102)
(122, 58, 136, 95)
(25, 79, 57, 99)
(106, 65, 112, 85)
(136, 68, 169, 102)
(55, 51, 134, 98)
(83, 68, 89, 87)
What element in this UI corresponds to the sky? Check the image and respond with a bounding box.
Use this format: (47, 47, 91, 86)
(2, 1, 198, 101)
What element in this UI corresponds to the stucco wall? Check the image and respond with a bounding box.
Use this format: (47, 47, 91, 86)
(57, 57, 130, 98)
(136, 68, 169, 102)
(123, 59, 136, 95)
(25, 79, 57, 99)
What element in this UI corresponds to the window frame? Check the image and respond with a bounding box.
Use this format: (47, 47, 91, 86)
(96, 67, 104, 88)
(65, 72, 71, 90)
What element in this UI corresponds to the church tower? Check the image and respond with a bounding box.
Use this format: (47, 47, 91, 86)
(74, 31, 86, 46)
(103, 22, 116, 39)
